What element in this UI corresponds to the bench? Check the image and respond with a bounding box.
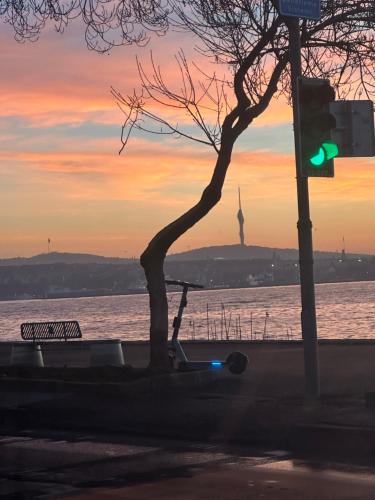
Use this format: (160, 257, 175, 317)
(21, 320, 82, 342)
(10, 321, 124, 368)
(10, 321, 82, 368)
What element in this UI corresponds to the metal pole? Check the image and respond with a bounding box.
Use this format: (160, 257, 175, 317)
(171, 285, 188, 341)
(287, 18, 320, 398)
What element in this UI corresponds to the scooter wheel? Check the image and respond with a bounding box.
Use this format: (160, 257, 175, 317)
(226, 351, 248, 374)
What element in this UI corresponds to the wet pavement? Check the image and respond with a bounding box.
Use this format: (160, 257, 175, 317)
(1, 428, 375, 499)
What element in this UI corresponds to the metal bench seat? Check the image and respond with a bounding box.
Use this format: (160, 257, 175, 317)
(20, 321, 82, 342)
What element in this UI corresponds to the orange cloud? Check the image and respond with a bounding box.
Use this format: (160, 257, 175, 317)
(1, 25, 374, 258)
(1, 26, 293, 130)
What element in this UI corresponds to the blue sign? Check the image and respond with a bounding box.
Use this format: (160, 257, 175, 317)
(279, 0, 320, 20)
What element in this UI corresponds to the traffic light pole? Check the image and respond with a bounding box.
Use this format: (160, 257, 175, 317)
(287, 18, 320, 398)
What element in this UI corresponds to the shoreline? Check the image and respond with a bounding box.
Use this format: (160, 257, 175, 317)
(1, 278, 374, 303)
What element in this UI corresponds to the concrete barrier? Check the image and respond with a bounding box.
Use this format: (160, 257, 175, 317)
(10, 343, 44, 367)
(89, 339, 125, 367)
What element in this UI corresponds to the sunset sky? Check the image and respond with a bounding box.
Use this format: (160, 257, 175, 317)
(1, 20, 374, 258)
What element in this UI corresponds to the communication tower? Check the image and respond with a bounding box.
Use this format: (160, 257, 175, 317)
(237, 187, 245, 246)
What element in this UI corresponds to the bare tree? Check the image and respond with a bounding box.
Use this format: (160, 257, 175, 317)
(114, 0, 374, 371)
(1, 0, 170, 51)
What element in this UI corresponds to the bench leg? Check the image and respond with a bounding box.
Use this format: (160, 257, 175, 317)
(10, 344, 44, 368)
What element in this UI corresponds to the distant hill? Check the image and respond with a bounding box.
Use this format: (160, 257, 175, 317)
(167, 244, 370, 261)
(0, 252, 134, 267)
(0, 246, 372, 267)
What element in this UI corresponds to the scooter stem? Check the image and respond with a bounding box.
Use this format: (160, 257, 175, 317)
(165, 280, 203, 341)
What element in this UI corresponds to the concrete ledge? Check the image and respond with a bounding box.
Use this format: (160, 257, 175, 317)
(89, 339, 124, 367)
(0, 366, 229, 397)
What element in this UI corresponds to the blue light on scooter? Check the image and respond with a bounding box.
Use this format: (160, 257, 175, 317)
(211, 360, 223, 368)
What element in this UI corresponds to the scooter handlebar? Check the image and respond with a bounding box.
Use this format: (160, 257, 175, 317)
(165, 279, 204, 289)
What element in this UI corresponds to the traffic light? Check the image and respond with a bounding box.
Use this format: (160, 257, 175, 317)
(298, 77, 338, 177)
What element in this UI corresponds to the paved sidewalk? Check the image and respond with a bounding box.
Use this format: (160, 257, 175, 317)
(1, 429, 375, 499)
(62, 462, 375, 500)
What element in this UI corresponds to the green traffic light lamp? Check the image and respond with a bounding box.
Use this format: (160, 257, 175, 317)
(310, 141, 339, 167)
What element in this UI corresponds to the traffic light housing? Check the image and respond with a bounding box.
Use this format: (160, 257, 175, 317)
(298, 77, 338, 177)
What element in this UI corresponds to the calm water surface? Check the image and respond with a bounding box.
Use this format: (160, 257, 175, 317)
(0, 281, 374, 341)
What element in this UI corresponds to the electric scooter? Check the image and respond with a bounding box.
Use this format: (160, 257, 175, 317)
(166, 279, 248, 374)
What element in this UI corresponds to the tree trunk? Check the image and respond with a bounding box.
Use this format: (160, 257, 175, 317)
(141, 138, 236, 371)
(142, 257, 170, 370)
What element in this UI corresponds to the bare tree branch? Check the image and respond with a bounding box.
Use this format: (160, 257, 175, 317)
(1, 0, 171, 51)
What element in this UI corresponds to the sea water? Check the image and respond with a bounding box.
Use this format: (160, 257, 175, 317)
(0, 281, 374, 342)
